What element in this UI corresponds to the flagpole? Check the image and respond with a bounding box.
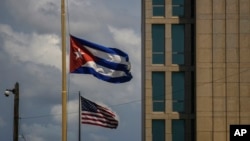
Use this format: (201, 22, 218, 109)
(61, 0, 67, 141)
(78, 92, 81, 141)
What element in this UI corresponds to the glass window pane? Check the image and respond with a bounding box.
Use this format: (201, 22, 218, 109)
(152, 72, 165, 100)
(152, 120, 165, 141)
(172, 72, 184, 100)
(153, 0, 165, 5)
(152, 72, 165, 112)
(152, 25, 165, 52)
(153, 102, 165, 111)
(153, 54, 165, 65)
(172, 54, 184, 65)
(172, 120, 185, 141)
(172, 72, 184, 112)
(172, 25, 184, 52)
(152, 24, 165, 64)
(153, 6, 165, 16)
(153, 0, 165, 16)
(173, 102, 184, 112)
(172, 24, 184, 64)
(172, 0, 184, 5)
(172, 0, 184, 16)
(173, 6, 184, 17)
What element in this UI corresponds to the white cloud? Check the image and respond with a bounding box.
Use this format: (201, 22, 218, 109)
(70, 0, 92, 7)
(51, 99, 78, 124)
(89, 133, 108, 141)
(0, 24, 66, 70)
(5, 0, 60, 33)
(50, 104, 62, 123)
(21, 123, 60, 141)
(108, 26, 140, 47)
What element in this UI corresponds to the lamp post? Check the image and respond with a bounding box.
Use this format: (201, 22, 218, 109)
(5, 82, 19, 141)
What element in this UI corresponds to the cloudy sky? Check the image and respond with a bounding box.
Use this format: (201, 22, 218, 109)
(0, 0, 141, 141)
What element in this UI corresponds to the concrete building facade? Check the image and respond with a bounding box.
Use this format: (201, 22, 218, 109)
(142, 0, 250, 141)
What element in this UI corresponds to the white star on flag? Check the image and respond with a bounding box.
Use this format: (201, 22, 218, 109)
(74, 48, 85, 60)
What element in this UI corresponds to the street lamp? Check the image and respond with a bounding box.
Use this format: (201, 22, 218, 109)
(4, 82, 19, 141)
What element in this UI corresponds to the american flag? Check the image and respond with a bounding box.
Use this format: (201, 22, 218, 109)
(80, 96, 118, 129)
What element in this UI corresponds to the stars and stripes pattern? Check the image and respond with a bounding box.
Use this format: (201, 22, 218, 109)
(80, 96, 118, 129)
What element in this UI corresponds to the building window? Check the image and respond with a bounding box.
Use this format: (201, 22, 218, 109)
(172, 72, 185, 112)
(152, 119, 165, 141)
(152, 24, 165, 64)
(172, 24, 184, 65)
(172, 0, 184, 17)
(152, 72, 165, 112)
(153, 0, 165, 16)
(172, 120, 185, 141)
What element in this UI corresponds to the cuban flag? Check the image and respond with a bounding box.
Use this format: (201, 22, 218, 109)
(70, 35, 132, 83)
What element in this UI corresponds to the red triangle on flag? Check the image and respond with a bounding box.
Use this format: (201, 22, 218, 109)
(70, 36, 95, 72)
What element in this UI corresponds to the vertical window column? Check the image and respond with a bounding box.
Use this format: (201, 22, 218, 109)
(152, 72, 165, 112)
(172, 24, 185, 65)
(172, 72, 185, 112)
(172, 120, 185, 141)
(152, 0, 165, 16)
(152, 24, 165, 64)
(172, 0, 184, 17)
(152, 120, 165, 141)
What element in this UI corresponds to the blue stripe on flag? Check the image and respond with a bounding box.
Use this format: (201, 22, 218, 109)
(71, 35, 129, 59)
(94, 57, 130, 72)
(73, 67, 132, 83)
